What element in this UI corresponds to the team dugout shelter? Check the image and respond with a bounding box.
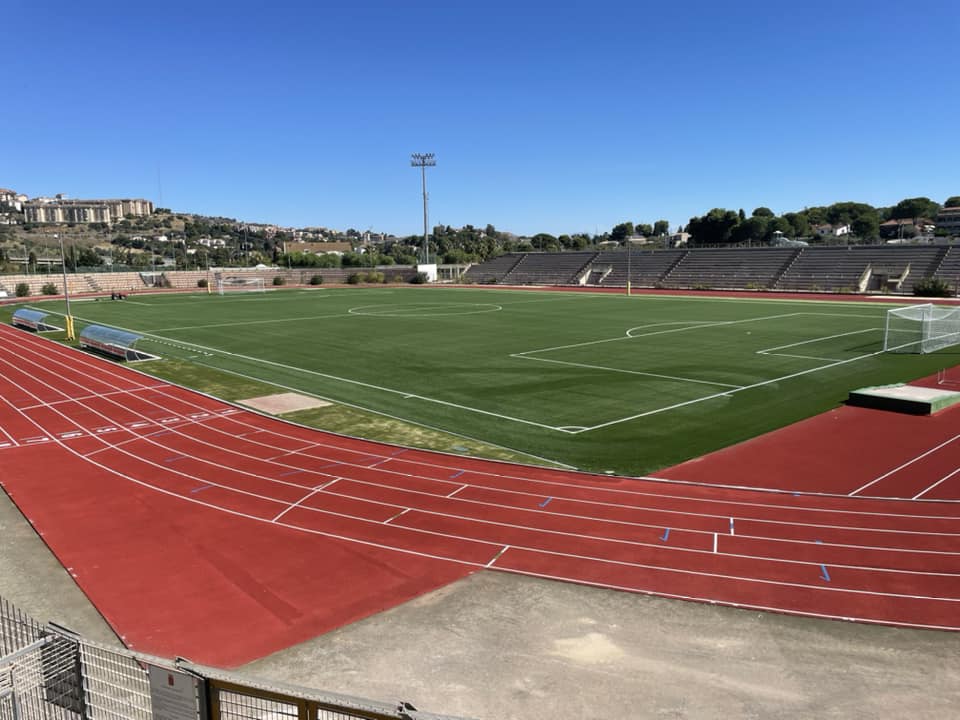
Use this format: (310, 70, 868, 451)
(12, 308, 63, 332)
(79, 325, 159, 362)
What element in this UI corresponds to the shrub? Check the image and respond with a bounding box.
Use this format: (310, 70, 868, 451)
(41, 283, 58, 295)
(913, 276, 952, 297)
(197, 278, 208, 288)
(390, 274, 405, 283)
(309, 274, 324, 285)
(272, 276, 286, 286)
(409, 272, 428, 284)
(15, 282, 29, 297)
(365, 271, 385, 284)
(347, 272, 367, 284)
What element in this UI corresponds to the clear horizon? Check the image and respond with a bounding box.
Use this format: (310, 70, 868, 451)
(7, 0, 959, 236)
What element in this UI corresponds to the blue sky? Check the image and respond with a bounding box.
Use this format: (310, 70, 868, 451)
(7, 0, 959, 236)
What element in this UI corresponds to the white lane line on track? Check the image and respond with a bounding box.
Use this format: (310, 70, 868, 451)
(915, 467, 960, 501)
(18, 384, 170, 410)
(849, 434, 960, 497)
(271, 479, 341, 523)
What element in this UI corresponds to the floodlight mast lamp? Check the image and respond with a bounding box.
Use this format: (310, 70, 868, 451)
(411, 153, 436, 264)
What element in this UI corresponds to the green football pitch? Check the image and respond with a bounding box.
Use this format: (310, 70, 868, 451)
(19, 287, 959, 475)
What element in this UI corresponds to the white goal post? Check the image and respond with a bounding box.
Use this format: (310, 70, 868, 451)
(215, 275, 266, 295)
(883, 303, 960, 354)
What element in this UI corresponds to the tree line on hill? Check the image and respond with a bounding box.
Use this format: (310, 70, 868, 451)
(684, 196, 959, 247)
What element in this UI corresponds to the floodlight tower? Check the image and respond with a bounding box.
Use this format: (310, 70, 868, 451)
(410, 153, 436, 264)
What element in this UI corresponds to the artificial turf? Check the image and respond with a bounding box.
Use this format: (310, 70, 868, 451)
(13, 286, 958, 475)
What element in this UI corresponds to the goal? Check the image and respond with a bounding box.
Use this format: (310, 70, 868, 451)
(215, 275, 266, 295)
(883, 303, 960, 354)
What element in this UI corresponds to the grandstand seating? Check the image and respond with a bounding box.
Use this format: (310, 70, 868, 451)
(592, 249, 687, 286)
(776, 246, 944, 293)
(462, 254, 524, 283)
(662, 247, 797, 289)
(4, 246, 958, 299)
(933, 246, 960, 290)
(502, 252, 597, 285)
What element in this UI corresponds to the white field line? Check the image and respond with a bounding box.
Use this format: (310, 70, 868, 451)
(849, 435, 960, 496)
(48, 310, 571, 433)
(147, 310, 354, 332)
(513, 313, 804, 357)
(511, 354, 744, 389)
(576, 345, 887, 433)
(915, 468, 960, 500)
(758, 353, 846, 362)
(6, 324, 955, 524)
(756, 328, 879, 355)
(5, 326, 960, 537)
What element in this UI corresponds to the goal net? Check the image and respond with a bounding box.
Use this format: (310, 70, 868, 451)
(883, 303, 960, 354)
(216, 275, 266, 295)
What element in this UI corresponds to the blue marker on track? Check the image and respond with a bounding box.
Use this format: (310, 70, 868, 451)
(538, 497, 552, 508)
(660, 528, 670, 542)
(820, 564, 831, 582)
(450, 470, 465, 480)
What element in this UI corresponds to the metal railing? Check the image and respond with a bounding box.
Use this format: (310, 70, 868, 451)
(0, 598, 473, 720)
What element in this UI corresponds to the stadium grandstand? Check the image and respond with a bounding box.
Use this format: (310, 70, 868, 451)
(460, 243, 960, 294)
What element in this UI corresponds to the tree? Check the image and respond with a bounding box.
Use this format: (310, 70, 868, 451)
(851, 214, 880, 240)
(530, 233, 559, 251)
(652, 220, 670, 237)
(752, 207, 775, 218)
(890, 197, 940, 221)
(610, 222, 634, 243)
(783, 212, 810, 238)
(730, 216, 768, 244)
(944, 196, 960, 208)
(686, 209, 740, 246)
(635, 223, 653, 238)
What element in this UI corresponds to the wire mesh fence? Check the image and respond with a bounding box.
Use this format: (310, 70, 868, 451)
(0, 598, 45, 657)
(0, 599, 473, 720)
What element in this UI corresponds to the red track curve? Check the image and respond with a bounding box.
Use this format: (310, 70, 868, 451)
(1, 323, 959, 667)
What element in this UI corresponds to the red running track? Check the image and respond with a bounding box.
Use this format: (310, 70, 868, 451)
(0, 324, 959, 667)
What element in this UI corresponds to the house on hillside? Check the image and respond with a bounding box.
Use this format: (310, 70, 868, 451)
(880, 217, 936, 240)
(282, 240, 353, 256)
(815, 223, 851, 237)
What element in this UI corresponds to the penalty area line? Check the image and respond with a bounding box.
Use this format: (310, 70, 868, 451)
(573, 346, 887, 434)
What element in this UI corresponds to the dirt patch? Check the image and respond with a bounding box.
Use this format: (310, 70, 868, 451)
(239, 392, 332, 414)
